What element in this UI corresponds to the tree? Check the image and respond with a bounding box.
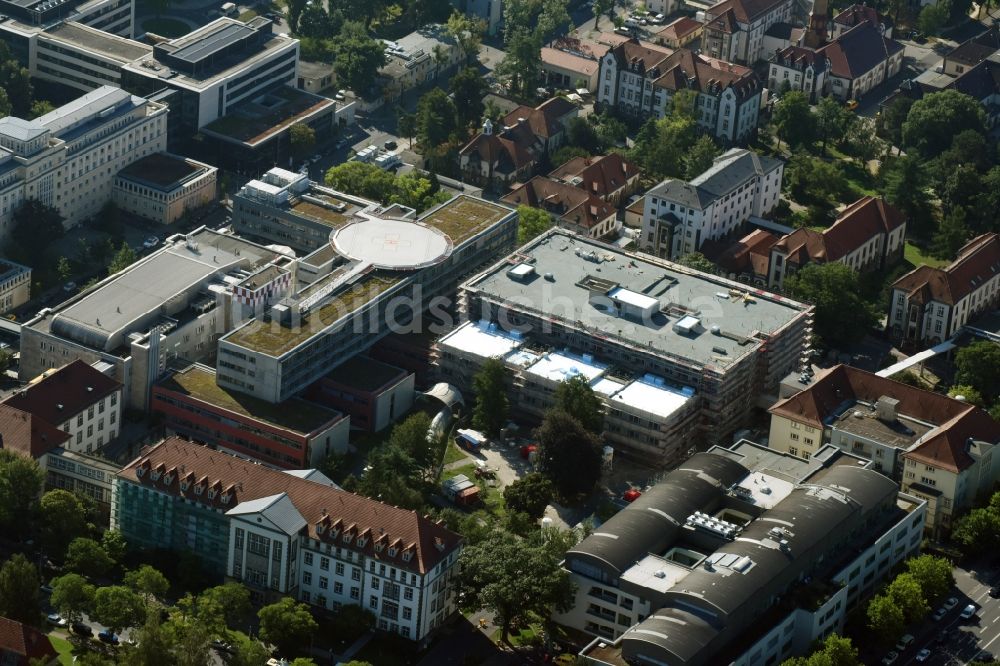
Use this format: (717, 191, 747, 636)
(954, 341, 1000, 403)
(866, 592, 905, 639)
(917, 1, 949, 36)
(472, 357, 510, 437)
(903, 90, 986, 159)
(503, 473, 555, 520)
(332, 22, 387, 94)
(108, 241, 137, 275)
(290, 123, 316, 161)
(358, 445, 424, 509)
(953, 505, 1000, 553)
(450, 67, 488, 127)
(199, 583, 252, 630)
(887, 572, 930, 622)
(785, 154, 850, 208)
(782, 634, 860, 666)
(845, 116, 884, 164)
(877, 96, 914, 149)
(0, 451, 44, 535)
(258, 597, 318, 657)
(0, 88, 10, 118)
(593, 0, 612, 28)
(685, 135, 720, 178)
(29, 99, 55, 119)
(397, 110, 416, 148)
(92, 586, 145, 634)
(815, 96, 855, 155)
(226, 631, 271, 666)
(65, 537, 115, 579)
(495, 29, 542, 98)
(387, 412, 437, 479)
(50, 573, 95, 623)
(772, 91, 816, 149)
(458, 529, 574, 643)
(101, 530, 127, 564)
(286, 0, 308, 32)
(535, 410, 603, 497)
(785, 263, 877, 348)
(56, 256, 73, 282)
(125, 565, 170, 602)
(7, 199, 64, 266)
(445, 11, 486, 63)
(946, 384, 984, 406)
(0, 43, 33, 117)
(325, 161, 396, 202)
(629, 116, 698, 180)
(882, 155, 931, 235)
(0, 554, 41, 624)
(904, 555, 954, 604)
(39, 489, 90, 557)
(414, 88, 458, 148)
(930, 206, 972, 260)
(677, 252, 717, 274)
(565, 117, 602, 153)
(551, 145, 591, 166)
(517, 205, 552, 245)
(553, 375, 604, 433)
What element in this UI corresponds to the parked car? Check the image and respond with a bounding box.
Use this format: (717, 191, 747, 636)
(62, 281, 77, 293)
(71, 622, 93, 637)
(895, 634, 914, 651)
(98, 630, 119, 645)
(143, 236, 159, 249)
(943, 596, 959, 610)
(46, 613, 67, 627)
(383, 139, 398, 151)
(961, 603, 977, 619)
(881, 651, 898, 665)
(915, 648, 931, 662)
(845, 99, 859, 111)
(932, 606, 947, 620)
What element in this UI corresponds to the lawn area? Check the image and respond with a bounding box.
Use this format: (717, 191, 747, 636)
(443, 463, 506, 519)
(442, 440, 469, 466)
(238, 8, 258, 20)
(904, 241, 949, 269)
(141, 17, 190, 37)
(49, 635, 75, 666)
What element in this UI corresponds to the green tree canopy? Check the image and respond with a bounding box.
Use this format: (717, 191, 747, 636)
(415, 88, 458, 148)
(954, 341, 1000, 403)
(882, 154, 932, 235)
(108, 241, 138, 275)
(931, 206, 972, 260)
(553, 375, 604, 434)
(781, 633, 860, 666)
(866, 592, 905, 641)
(472, 357, 510, 437)
(125, 565, 170, 602)
(358, 444, 424, 509)
(65, 537, 115, 579)
(517, 205, 552, 245)
(629, 116, 698, 180)
(917, 1, 949, 36)
(199, 582, 252, 631)
(458, 529, 574, 643)
(677, 252, 717, 274)
(503, 472, 555, 520)
(952, 505, 1000, 553)
(0, 554, 41, 624)
(50, 573, 95, 623)
(445, 11, 486, 62)
(535, 409, 603, 497)
(685, 134, 721, 178)
(947, 384, 985, 406)
(877, 96, 914, 148)
(290, 123, 317, 160)
(39, 489, 90, 557)
(387, 412, 437, 480)
(773, 91, 816, 148)
(495, 28, 542, 98)
(0, 42, 33, 117)
(92, 585, 145, 634)
(785, 263, 877, 348)
(0, 450, 44, 535)
(903, 90, 986, 159)
(904, 555, 954, 604)
(6, 199, 64, 266)
(332, 22, 387, 94)
(258, 597, 318, 657)
(101, 530, 128, 564)
(450, 67, 488, 127)
(815, 96, 856, 154)
(887, 572, 930, 622)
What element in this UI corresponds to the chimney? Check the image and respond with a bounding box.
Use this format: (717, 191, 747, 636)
(875, 396, 899, 423)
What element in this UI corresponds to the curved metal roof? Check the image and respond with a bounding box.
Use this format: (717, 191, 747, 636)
(621, 608, 720, 666)
(567, 453, 749, 578)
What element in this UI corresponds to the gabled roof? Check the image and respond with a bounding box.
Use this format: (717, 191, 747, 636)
(706, 7, 740, 34)
(657, 17, 704, 41)
(949, 58, 1000, 103)
(459, 132, 533, 172)
(773, 45, 827, 70)
(833, 4, 881, 29)
(892, 233, 1000, 306)
(4, 359, 121, 424)
(227, 492, 308, 535)
(0, 404, 71, 459)
(820, 20, 903, 79)
(904, 408, 999, 473)
(652, 49, 759, 99)
(946, 26, 1000, 68)
(0, 616, 57, 664)
(502, 97, 577, 139)
(608, 39, 674, 75)
(706, 228, 779, 275)
(500, 176, 615, 231)
(548, 153, 641, 199)
(707, 0, 791, 24)
(120, 437, 461, 574)
(772, 196, 904, 263)
(769, 364, 972, 430)
(646, 148, 780, 210)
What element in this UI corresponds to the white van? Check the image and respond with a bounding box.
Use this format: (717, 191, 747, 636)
(220, 2, 237, 16)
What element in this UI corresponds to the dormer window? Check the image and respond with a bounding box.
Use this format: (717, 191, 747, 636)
(208, 488, 217, 500)
(162, 474, 174, 485)
(375, 543, 384, 553)
(194, 484, 205, 496)
(220, 492, 231, 505)
(316, 523, 326, 535)
(343, 533, 353, 544)
(357, 537, 368, 548)
(150, 470, 161, 482)
(180, 480, 190, 491)
(402, 551, 412, 562)
(330, 528, 340, 539)
(388, 547, 398, 557)
(135, 467, 146, 478)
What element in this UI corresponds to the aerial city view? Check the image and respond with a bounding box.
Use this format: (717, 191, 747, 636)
(0, 0, 998, 661)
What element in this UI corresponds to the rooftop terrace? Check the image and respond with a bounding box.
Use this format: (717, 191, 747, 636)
(117, 152, 208, 189)
(158, 364, 342, 434)
(202, 86, 335, 147)
(465, 230, 809, 369)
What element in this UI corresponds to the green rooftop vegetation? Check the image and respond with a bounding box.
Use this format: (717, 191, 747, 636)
(291, 200, 349, 228)
(422, 196, 511, 243)
(224, 273, 401, 355)
(202, 86, 332, 146)
(162, 365, 341, 433)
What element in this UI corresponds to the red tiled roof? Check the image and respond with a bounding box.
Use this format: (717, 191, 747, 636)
(0, 404, 71, 458)
(945, 26, 999, 67)
(706, 8, 740, 34)
(119, 437, 461, 574)
(773, 196, 904, 264)
(707, 228, 779, 275)
(652, 48, 758, 98)
(774, 45, 826, 68)
(657, 17, 703, 41)
(904, 408, 999, 473)
(820, 20, 903, 79)
(4, 359, 121, 426)
(833, 3, 880, 29)
(769, 364, 972, 429)
(548, 153, 641, 200)
(503, 97, 577, 139)
(708, 0, 791, 24)
(0, 616, 58, 665)
(892, 233, 1000, 306)
(541, 47, 600, 77)
(501, 176, 615, 231)
(609, 39, 674, 74)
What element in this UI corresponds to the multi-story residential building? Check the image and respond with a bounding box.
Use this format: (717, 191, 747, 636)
(5, 359, 122, 455)
(152, 363, 349, 469)
(434, 320, 700, 464)
(20, 227, 290, 410)
(703, 0, 794, 64)
(541, 40, 605, 92)
(501, 177, 619, 240)
(654, 17, 705, 49)
(568, 443, 925, 664)
(457, 228, 813, 444)
(768, 363, 1000, 537)
(216, 195, 518, 403)
(113, 152, 217, 224)
(113, 437, 462, 643)
(121, 17, 299, 137)
(0, 403, 70, 458)
(0, 260, 31, 313)
(766, 196, 906, 289)
(941, 26, 997, 76)
(305, 356, 415, 433)
(768, 46, 829, 101)
(641, 148, 783, 259)
(231, 168, 375, 254)
(888, 233, 1000, 347)
(459, 97, 578, 191)
(597, 44, 762, 142)
(379, 25, 463, 102)
(0, 85, 167, 240)
(831, 3, 892, 39)
(547, 153, 642, 207)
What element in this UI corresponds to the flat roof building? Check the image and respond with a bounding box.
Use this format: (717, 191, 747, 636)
(216, 194, 518, 403)
(458, 229, 812, 443)
(569, 444, 925, 665)
(0, 260, 31, 313)
(114, 152, 217, 224)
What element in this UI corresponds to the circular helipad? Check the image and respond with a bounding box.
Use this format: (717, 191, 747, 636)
(330, 217, 452, 270)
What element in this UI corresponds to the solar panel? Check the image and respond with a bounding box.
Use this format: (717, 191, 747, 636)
(170, 23, 254, 65)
